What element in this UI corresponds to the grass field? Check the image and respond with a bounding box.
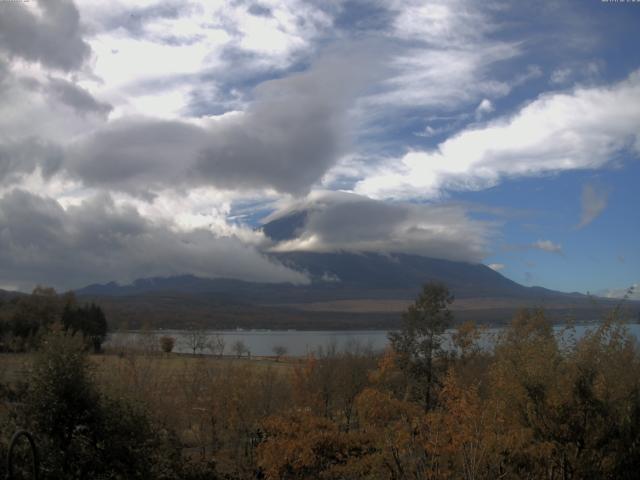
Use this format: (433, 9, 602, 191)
(275, 296, 611, 313)
(1, 349, 298, 461)
(1, 351, 296, 386)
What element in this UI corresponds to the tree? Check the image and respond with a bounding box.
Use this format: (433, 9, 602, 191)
(23, 324, 100, 477)
(488, 309, 640, 479)
(136, 322, 158, 355)
(232, 339, 248, 358)
(186, 327, 207, 355)
(9, 286, 62, 348)
(272, 345, 288, 361)
(389, 282, 453, 410)
(84, 303, 108, 352)
(28, 286, 61, 327)
(257, 410, 377, 480)
(20, 325, 171, 478)
(207, 333, 226, 358)
(159, 335, 176, 354)
(3, 288, 107, 352)
(61, 302, 108, 353)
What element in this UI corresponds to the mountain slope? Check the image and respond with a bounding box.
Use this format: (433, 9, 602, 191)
(77, 251, 579, 302)
(272, 251, 537, 298)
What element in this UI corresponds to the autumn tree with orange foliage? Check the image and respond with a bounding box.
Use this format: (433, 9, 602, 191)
(258, 302, 640, 480)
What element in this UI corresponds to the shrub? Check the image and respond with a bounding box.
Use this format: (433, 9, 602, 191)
(160, 335, 176, 354)
(19, 325, 185, 479)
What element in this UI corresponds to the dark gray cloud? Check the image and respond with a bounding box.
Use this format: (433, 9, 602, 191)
(68, 117, 206, 198)
(0, 137, 63, 185)
(196, 48, 378, 194)
(0, 71, 109, 188)
(331, 0, 395, 34)
(47, 78, 113, 117)
(305, 199, 408, 244)
(265, 191, 495, 263)
(247, 4, 272, 17)
(0, 59, 9, 87)
(68, 48, 378, 196)
(0, 190, 308, 291)
(0, 0, 90, 71)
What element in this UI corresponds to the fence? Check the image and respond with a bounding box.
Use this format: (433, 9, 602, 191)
(5, 430, 38, 480)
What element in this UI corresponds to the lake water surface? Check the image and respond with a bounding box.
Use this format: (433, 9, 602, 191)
(108, 323, 640, 357)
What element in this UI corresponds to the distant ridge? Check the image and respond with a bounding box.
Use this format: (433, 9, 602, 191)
(76, 251, 584, 302)
(0, 288, 23, 300)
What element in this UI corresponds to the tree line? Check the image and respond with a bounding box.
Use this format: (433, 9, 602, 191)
(0, 286, 107, 352)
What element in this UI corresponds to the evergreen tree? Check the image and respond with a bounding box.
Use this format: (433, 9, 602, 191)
(389, 282, 453, 410)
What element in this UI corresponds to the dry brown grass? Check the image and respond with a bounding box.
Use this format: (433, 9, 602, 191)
(273, 297, 529, 313)
(1, 350, 296, 476)
(1, 351, 295, 386)
(274, 296, 595, 314)
(0, 353, 32, 386)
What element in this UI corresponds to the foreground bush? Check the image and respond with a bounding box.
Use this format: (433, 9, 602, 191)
(13, 325, 205, 479)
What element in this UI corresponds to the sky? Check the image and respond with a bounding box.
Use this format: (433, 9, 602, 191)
(0, 0, 638, 297)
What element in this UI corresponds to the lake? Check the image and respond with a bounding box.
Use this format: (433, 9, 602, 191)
(107, 322, 640, 357)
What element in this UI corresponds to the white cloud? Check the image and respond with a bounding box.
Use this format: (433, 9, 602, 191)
(532, 240, 562, 254)
(391, 0, 488, 46)
(578, 182, 608, 228)
(550, 62, 603, 86)
(488, 263, 505, 271)
(76, 0, 333, 118)
(599, 284, 640, 301)
(356, 70, 640, 199)
(359, 0, 522, 118)
(417, 125, 444, 138)
(550, 67, 572, 85)
(475, 98, 494, 118)
(365, 42, 518, 112)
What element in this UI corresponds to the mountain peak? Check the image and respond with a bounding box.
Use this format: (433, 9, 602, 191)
(260, 210, 309, 242)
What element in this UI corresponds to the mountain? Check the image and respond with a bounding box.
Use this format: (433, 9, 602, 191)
(260, 210, 308, 241)
(72, 250, 632, 330)
(71, 210, 639, 330)
(76, 252, 568, 301)
(0, 288, 23, 301)
(272, 251, 569, 299)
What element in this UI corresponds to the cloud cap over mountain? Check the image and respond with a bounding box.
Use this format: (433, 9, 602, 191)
(263, 191, 496, 263)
